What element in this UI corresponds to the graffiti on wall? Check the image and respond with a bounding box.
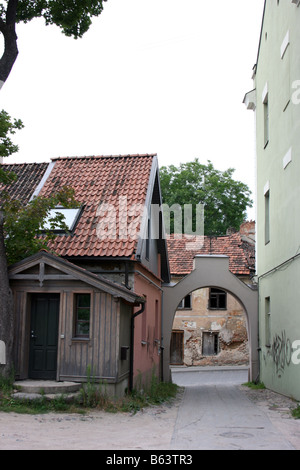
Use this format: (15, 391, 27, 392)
(268, 331, 291, 374)
(267, 331, 300, 375)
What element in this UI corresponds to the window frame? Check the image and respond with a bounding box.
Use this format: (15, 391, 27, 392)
(208, 288, 227, 310)
(141, 295, 147, 344)
(178, 294, 192, 310)
(262, 83, 269, 148)
(74, 293, 91, 339)
(263, 95, 269, 148)
(265, 189, 270, 245)
(265, 297, 271, 347)
(43, 206, 83, 234)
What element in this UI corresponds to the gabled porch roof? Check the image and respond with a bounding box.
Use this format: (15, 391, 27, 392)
(8, 250, 144, 306)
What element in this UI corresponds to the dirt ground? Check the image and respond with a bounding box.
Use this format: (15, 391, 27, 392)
(0, 386, 299, 450)
(0, 393, 183, 451)
(238, 386, 300, 450)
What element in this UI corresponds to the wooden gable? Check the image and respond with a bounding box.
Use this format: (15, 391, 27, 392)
(8, 251, 143, 305)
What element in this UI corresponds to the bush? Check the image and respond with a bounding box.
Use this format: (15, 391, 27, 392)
(292, 405, 300, 419)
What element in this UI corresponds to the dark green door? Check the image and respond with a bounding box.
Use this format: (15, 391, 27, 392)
(29, 294, 60, 380)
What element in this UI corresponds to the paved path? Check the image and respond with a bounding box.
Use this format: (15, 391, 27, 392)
(0, 367, 298, 450)
(171, 384, 295, 450)
(170, 367, 296, 450)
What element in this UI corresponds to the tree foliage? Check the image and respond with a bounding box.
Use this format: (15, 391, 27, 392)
(159, 159, 253, 236)
(14, 0, 107, 39)
(0, 0, 107, 86)
(0, 110, 78, 264)
(0, 109, 23, 157)
(3, 187, 78, 265)
(0, 109, 78, 376)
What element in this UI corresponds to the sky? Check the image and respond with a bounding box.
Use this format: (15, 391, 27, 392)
(0, 0, 265, 220)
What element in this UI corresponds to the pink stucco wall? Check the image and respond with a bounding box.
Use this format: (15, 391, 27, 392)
(133, 266, 162, 388)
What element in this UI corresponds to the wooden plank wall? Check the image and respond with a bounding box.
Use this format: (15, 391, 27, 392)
(58, 290, 120, 382)
(11, 283, 124, 384)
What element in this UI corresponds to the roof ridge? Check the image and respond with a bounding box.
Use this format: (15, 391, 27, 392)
(0, 161, 48, 167)
(51, 154, 157, 161)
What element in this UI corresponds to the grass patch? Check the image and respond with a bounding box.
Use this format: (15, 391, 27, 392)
(119, 380, 179, 414)
(291, 405, 300, 419)
(0, 373, 14, 395)
(0, 395, 83, 414)
(78, 372, 179, 414)
(242, 381, 266, 390)
(0, 372, 179, 415)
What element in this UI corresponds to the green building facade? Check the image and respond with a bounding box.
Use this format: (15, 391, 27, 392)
(244, 0, 300, 400)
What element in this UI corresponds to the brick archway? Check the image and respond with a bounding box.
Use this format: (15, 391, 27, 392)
(162, 255, 258, 382)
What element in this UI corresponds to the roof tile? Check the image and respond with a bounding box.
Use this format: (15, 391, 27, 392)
(40, 155, 156, 258)
(0, 162, 48, 204)
(167, 228, 255, 276)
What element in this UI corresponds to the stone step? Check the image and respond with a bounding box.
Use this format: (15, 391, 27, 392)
(13, 380, 82, 396)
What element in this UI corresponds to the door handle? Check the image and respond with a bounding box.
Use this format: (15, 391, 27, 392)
(31, 330, 37, 339)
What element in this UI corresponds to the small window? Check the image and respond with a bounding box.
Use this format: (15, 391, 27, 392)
(265, 297, 271, 347)
(209, 288, 227, 309)
(178, 294, 192, 309)
(155, 299, 159, 340)
(74, 294, 91, 338)
(265, 190, 270, 244)
(202, 332, 219, 356)
(145, 218, 150, 260)
(141, 295, 147, 343)
(263, 94, 269, 148)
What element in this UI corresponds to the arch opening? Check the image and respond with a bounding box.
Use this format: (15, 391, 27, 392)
(162, 256, 258, 383)
(170, 286, 250, 369)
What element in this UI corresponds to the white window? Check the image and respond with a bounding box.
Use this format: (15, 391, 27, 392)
(44, 207, 82, 232)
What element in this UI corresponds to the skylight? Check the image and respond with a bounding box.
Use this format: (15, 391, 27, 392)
(44, 207, 82, 232)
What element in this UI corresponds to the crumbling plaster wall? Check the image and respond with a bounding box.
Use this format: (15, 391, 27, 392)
(172, 287, 249, 367)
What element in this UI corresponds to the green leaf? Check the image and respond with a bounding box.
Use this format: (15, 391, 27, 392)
(16, 0, 106, 38)
(3, 188, 79, 264)
(159, 159, 253, 236)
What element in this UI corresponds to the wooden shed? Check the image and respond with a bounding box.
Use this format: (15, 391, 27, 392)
(2, 154, 170, 393)
(9, 251, 144, 396)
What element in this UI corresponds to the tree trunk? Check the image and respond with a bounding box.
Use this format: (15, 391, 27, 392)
(0, 0, 19, 89)
(0, 209, 14, 378)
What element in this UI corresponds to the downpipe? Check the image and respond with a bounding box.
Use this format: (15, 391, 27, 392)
(129, 302, 145, 393)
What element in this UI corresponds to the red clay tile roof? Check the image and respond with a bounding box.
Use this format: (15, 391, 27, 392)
(0, 162, 48, 204)
(167, 230, 255, 277)
(40, 155, 156, 258)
